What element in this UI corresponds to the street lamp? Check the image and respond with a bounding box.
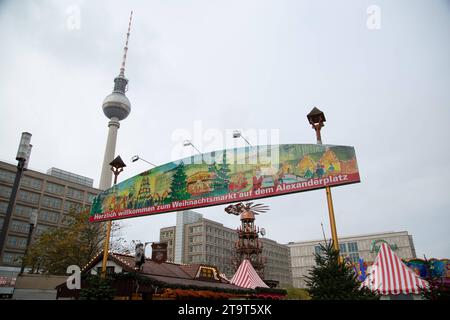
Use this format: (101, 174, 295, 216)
(183, 140, 202, 155)
(307, 107, 339, 252)
(101, 155, 126, 278)
(131, 155, 156, 167)
(232, 130, 252, 146)
(183, 140, 206, 165)
(307, 107, 326, 145)
(20, 209, 38, 274)
(0, 132, 32, 261)
(24, 144, 33, 170)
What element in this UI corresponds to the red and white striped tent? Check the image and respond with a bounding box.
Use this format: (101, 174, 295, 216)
(362, 243, 428, 295)
(230, 259, 269, 289)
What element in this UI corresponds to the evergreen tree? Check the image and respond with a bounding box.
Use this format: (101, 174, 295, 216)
(169, 162, 189, 200)
(207, 161, 219, 196)
(305, 241, 379, 300)
(127, 185, 135, 209)
(91, 196, 103, 214)
(208, 161, 217, 174)
(136, 176, 152, 208)
(79, 274, 116, 300)
(213, 151, 231, 191)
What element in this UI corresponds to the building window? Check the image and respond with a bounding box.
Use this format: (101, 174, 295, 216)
(348, 242, 358, 252)
(67, 188, 84, 201)
(2, 253, 14, 263)
(0, 170, 16, 183)
(21, 176, 43, 190)
(35, 224, 55, 236)
(14, 205, 34, 218)
(7, 236, 27, 249)
(45, 182, 65, 195)
(39, 210, 60, 224)
(10, 220, 30, 234)
(2, 252, 23, 265)
(41, 196, 62, 210)
(340, 243, 347, 253)
(199, 267, 215, 279)
(0, 201, 8, 213)
(64, 201, 83, 213)
(189, 236, 202, 243)
(0, 185, 12, 198)
(17, 190, 40, 205)
(96, 266, 115, 275)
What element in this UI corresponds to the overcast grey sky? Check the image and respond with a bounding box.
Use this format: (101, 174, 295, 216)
(0, 0, 449, 258)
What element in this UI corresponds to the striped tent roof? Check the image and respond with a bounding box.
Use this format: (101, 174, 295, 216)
(230, 259, 269, 289)
(362, 243, 428, 295)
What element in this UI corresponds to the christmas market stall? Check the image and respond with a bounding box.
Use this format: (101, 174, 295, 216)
(57, 199, 288, 300)
(362, 243, 428, 300)
(56, 248, 253, 300)
(230, 259, 286, 300)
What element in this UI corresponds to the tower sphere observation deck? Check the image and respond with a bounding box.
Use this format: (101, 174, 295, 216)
(102, 75, 131, 121)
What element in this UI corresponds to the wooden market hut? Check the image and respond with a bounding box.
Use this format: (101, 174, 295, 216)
(56, 249, 285, 300)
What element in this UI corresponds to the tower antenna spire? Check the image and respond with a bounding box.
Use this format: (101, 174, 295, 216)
(119, 10, 133, 77)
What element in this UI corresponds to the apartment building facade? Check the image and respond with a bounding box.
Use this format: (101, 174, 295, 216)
(287, 231, 417, 288)
(0, 160, 101, 296)
(160, 211, 293, 287)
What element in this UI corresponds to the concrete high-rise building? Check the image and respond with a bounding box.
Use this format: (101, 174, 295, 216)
(98, 12, 133, 190)
(0, 160, 101, 297)
(174, 210, 202, 264)
(260, 238, 292, 287)
(159, 211, 293, 287)
(287, 231, 417, 288)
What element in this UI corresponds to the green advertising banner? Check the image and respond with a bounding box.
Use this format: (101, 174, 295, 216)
(90, 144, 360, 222)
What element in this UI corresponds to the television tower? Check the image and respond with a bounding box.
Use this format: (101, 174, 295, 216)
(99, 11, 133, 190)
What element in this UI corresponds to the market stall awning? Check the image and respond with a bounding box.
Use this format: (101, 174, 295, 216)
(362, 243, 428, 295)
(230, 259, 269, 289)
